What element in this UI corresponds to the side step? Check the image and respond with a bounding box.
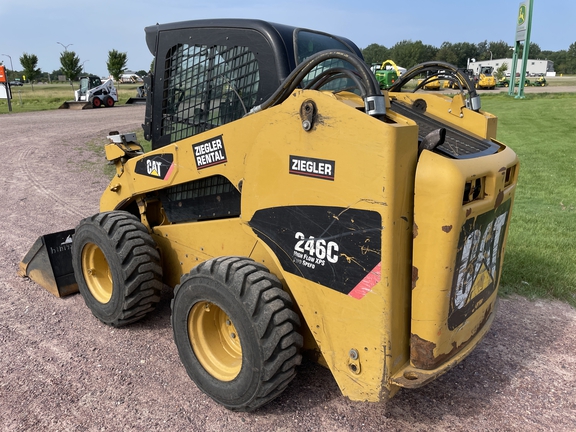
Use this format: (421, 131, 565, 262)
(18, 230, 78, 297)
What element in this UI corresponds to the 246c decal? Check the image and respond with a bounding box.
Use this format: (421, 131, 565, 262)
(249, 206, 382, 297)
(448, 199, 512, 329)
(293, 231, 339, 269)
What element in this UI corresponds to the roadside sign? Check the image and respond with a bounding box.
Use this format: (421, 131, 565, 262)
(1, 83, 12, 99)
(0, 65, 6, 83)
(515, 2, 530, 42)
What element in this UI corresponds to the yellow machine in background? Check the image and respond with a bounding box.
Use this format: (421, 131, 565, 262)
(476, 65, 497, 89)
(20, 19, 518, 411)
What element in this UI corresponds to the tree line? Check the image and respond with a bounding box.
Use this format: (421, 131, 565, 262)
(362, 40, 576, 74)
(2, 49, 144, 88)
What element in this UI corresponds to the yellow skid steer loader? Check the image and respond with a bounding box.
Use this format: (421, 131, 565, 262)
(20, 19, 519, 411)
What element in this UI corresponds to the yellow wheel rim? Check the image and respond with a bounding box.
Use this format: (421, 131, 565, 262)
(81, 243, 113, 304)
(188, 302, 242, 381)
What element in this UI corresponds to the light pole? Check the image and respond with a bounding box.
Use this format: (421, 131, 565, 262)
(81, 60, 89, 73)
(57, 42, 73, 51)
(489, 50, 493, 61)
(1, 53, 13, 80)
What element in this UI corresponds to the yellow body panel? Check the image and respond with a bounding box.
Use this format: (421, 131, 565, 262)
(98, 87, 518, 402)
(410, 148, 518, 370)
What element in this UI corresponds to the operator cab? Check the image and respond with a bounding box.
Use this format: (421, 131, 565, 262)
(143, 19, 363, 149)
(78, 76, 102, 95)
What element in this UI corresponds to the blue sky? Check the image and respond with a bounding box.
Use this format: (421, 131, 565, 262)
(0, 0, 573, 77)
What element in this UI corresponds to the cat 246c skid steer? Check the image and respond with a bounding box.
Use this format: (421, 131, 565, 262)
(20, 19, 519, 411)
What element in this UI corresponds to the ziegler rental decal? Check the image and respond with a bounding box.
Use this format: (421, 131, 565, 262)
(193, 135, 227, 169)
(249, 206, 382, 298)
(135, 154, 175, 180)
(289, 155, 335, 181)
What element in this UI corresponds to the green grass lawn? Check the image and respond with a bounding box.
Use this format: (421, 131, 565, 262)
(482, 93, 576, 306)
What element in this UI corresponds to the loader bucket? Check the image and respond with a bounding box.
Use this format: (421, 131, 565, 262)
(125, 97, 146, 105)
(58, 101, 92, 110)
(18, 229, 78, 297)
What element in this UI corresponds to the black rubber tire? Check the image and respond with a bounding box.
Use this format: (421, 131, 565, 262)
(72, 211, 163, 327)
(171, 256, 302, 411)
(104, 96, 115, 107)
(92, 97, 102, 108)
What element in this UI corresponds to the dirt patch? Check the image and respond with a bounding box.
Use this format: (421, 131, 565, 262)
(1, 106, 575, 431)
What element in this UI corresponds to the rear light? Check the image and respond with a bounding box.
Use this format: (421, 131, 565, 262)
(463, 177, 485, 204)
(504, 165, 517, 187)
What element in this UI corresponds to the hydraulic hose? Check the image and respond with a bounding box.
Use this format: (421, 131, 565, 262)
(248, 49, 385, 117)
(388, 61, 481, 111)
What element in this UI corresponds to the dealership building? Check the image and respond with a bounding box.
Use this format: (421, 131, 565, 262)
(467, 58, 555, 76)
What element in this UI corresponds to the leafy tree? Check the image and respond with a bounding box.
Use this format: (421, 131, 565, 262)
(515, 42, 542, 61)
(389, 40, 437, 69)
(495, 63, 508, 80)
(107, 49, 128, 82)
(136, 69, 148, 78)
(488, 41, 513, 60)
(435, 42, 458, 65)
(450, 42, 479, 68)
(357, 38, 575, 74)
(19, 53, 41, 90)
(60, 51, 82, 82)
(566, 42, 576, 74)
(528, 42, 542, 58)
(361, 43, 390, 66)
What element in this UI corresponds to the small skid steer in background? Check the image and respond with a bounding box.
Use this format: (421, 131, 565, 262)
(59, 76, 118, 109)
(20, 19, 519, 411)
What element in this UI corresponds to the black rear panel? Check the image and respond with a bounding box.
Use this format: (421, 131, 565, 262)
(390, 100, 500, 159)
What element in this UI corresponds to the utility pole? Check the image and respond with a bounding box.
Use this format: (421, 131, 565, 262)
(57, 42, 73, 51)
(1, 53, 14, 81)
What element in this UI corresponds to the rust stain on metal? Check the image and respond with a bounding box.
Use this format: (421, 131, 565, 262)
(411, 333, 462, 370)
(442, 225, 452, 233)
(413, 222, 419, 239)
(466, 207, 472, 217)
(412, 266, 419, 290)
(498, 166, 507, 173)
(410, 334, 438, 369)
(411, 302, 494, 370)
(494, 190, 504, 209)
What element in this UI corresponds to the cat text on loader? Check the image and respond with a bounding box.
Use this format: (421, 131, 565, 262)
(19, 19, 519, 411)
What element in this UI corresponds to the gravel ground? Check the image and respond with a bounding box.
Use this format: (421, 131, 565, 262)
(1, 104, 575, 432)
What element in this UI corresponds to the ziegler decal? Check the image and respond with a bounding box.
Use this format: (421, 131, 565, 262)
(193, 135, 227, 169)
(249, 206, 382, 298)
(289, 155, 335, 181)
(448, 199, 512, 329)
(135, 154, 175, 180)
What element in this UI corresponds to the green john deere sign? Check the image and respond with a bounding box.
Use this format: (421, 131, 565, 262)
(515, 2, 530, 42)
(518, 5, 526, 25)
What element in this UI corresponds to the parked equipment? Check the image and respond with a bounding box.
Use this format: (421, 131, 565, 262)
(21, 19, 519, 412)
(374, 60, 400, 89)
(59, 76, 118, 109)
(125, 82, 148, 105)
(496, 76, 510, 87)
(417, 69, 443, 90)
(445, 68, 476, 89)
(475, 66, 496, 90)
